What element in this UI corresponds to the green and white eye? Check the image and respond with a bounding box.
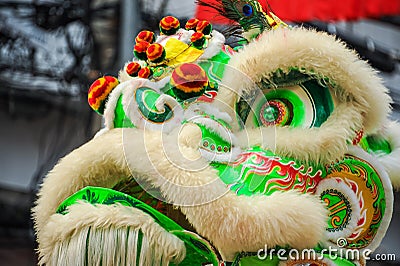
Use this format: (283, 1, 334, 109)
(237, 78, 337, 129)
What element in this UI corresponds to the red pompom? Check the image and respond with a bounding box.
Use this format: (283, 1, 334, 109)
(138, 67, 153, 79)
(191, 32, 206, 49)
(146, 43, 166, 63)
(135, 30, 155, 44)
(134, 41, 150, 60)
(126, 62, 142, 77)
(170, 63, 208, 100)
(88, 76, 119, 114)
(196, 20, 212, 35)
(185, 18, 199, 30)
(159, 16, 180, 35)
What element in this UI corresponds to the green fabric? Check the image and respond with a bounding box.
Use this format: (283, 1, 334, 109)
(210, 50, 232, 65)
(113, 96, 135, 128)
(213, 146, 325, 196)
(112, 177, 168, 214)
(136, 87, 174, 122)
(57, 186, 181, 232)
(301, 79, 335, 127)
(57, 186, 219, 265)
(320, 189, 352, 233)
(360, 135, 392, 155)
(170, 231, 219, 266)
(199, 125, 231, 152)
(198, 50, 232, 85)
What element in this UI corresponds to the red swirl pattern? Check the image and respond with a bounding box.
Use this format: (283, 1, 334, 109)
(232, 151, 323, 194)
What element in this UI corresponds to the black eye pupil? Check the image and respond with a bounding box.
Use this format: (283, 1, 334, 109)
(243, 4, 253, 17)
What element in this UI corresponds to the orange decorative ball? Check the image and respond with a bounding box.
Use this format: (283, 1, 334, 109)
(135, 30, 155, 44)
(88, 76, 119, 114)
(185, 18, 199, 31)
(134, 41, 150, 60)
(159, 16, 180, 35)
(146, 43, 166, 63)
(191, 32, 206, 49)
(138, 67, 153, 79)
(170, 63, 208, 100)
(126, 62, 141, 77)
(196, 20, 212, 35)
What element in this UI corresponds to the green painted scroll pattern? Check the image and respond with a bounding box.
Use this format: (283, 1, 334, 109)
(213, 146, 325, 196)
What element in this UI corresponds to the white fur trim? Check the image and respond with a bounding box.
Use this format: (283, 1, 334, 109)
(156, 28, 193, 46)
(37, 202, 185, 266)
(199, 30, 226, 60)
(372, 121, 400, 189)
(152, 76, 172, 92)
(190, 116, 237, 144)
(103, 80, 127, 129)
(177, 28, 194, 44)
(186, 115, 242, 162)
(35, 128, 328, 262)
(93, 127, 109, 138)
(104, 77, 182, 132)
(185, 102, 233, 123)
(32, 129, 131, 240)
(199, 146, 242, 163)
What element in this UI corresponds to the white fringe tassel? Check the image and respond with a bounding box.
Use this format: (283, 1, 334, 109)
(45, 226, 180, 266)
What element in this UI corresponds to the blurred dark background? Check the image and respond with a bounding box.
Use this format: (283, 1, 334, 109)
(0, 0, 399, 265)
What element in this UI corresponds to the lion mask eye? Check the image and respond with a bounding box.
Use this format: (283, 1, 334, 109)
(237, 70, 337, 129)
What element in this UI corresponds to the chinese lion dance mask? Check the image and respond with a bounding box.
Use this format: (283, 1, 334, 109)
(33, 1, 400, 265)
